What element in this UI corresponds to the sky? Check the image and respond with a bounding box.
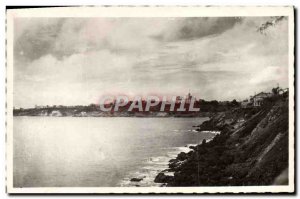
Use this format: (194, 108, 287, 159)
(13, 17, 289, 108)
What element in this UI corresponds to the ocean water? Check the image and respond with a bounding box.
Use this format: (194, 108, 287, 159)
(13, 117, 215, 187)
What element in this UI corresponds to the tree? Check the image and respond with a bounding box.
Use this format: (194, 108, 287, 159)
(257, 16, 286, 34)
(231, 99, 239, 106)
(272, 87, 280, 96)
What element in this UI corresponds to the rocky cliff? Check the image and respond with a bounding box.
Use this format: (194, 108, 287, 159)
(155, 96, 289, 186)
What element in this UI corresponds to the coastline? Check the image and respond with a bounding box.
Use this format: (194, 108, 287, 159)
(119, 141, 217, 187)
(154, 97, 289, 186)
(13, 108, 213, 118)
(118, 128, 218, 187)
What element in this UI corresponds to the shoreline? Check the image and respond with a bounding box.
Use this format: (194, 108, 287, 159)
(12, 115, 212, 118)
(119, 131, 218, 187)
(13, 108, 214, 118)
(153, 131, 218, 186)
(154, 98, 289, 186)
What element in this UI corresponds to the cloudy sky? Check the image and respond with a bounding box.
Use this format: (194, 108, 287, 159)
(13, 17, 289, 108)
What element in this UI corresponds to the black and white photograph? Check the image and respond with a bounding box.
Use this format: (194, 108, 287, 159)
(6, 6, 295, 194)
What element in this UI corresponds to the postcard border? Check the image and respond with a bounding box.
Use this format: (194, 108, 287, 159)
(6, 5, 295, 194)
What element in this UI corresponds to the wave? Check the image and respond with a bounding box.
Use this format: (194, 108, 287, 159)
(118, 131, 218, 187)
(173, 129, 221, 134)
(200, 130, 221, 135)
(118, 145, 194, 187)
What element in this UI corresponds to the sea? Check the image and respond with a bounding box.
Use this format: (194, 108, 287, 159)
(13, 117, 216, 187)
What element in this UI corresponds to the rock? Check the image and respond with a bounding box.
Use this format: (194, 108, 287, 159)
(169, 159, 179, 170)
(130, 177, 143, 182)
(177, 152, 187, 161)
(154, 172, 174, 183)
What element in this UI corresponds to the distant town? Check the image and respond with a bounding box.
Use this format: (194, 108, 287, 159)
(13, 86, 289, 117)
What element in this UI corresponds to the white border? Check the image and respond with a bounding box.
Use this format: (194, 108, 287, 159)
(6, 6, 295, 194)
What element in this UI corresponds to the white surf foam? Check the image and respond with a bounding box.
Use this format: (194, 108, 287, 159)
(118, 144, 196, 187)
(200, 130, 221, 135)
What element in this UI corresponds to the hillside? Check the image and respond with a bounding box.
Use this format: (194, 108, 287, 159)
(155, 95, 290, 186)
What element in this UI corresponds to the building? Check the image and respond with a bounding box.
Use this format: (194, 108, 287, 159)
(251, 92, 272, 107)
(35, 105, 46, 109)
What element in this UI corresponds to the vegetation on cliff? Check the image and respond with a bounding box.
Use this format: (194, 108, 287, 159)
(155, 95, 289, 186)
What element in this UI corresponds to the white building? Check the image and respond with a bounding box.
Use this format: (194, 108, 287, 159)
(252, 92, 272, 107)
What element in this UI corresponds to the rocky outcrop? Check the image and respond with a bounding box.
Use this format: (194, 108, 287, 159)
(156, 97, 289, 186)
(130, 177, 144, 182)
(154, 172, 174, 183)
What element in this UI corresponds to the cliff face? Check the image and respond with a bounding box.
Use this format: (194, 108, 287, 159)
(156, 97, 289, 186)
